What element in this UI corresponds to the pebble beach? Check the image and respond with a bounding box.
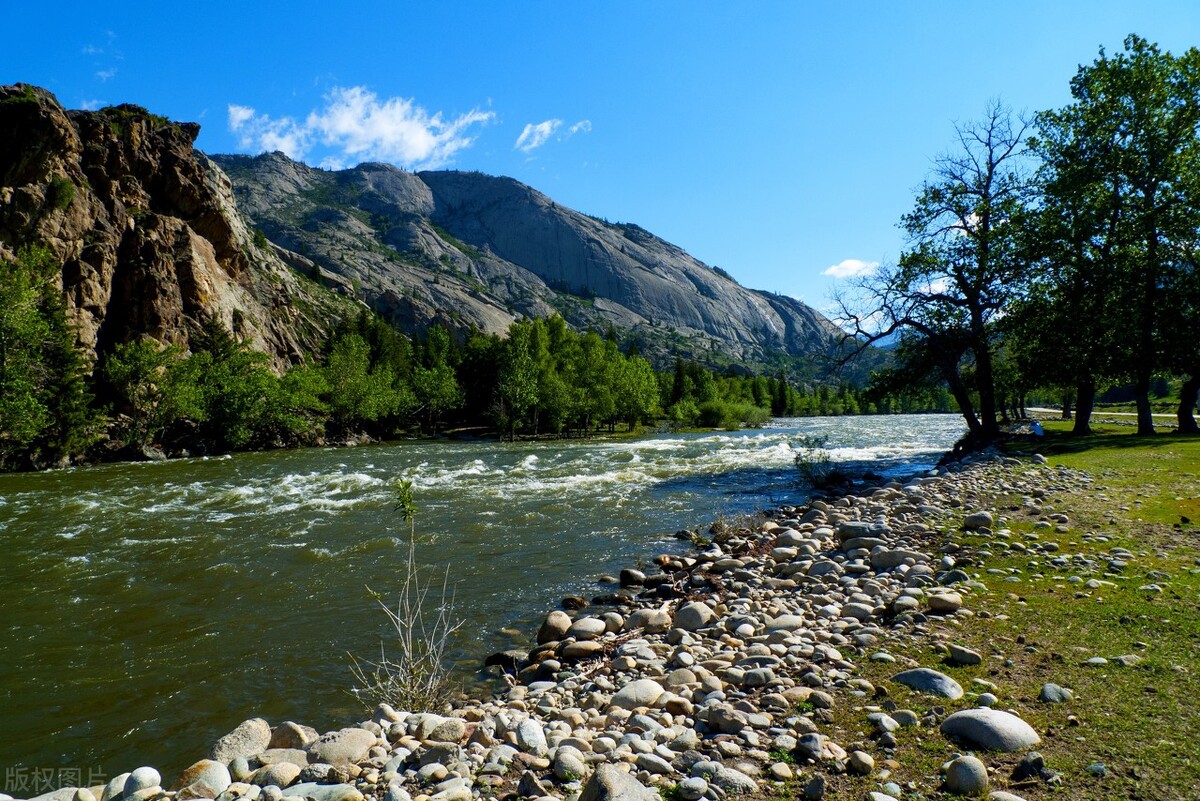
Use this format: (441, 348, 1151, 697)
(5, 447, 1131, 801)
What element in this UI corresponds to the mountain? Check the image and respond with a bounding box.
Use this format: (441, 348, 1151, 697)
(0, 85, 351, 369)
(0, 84, 851, 378)
(212, 152, 847, 373)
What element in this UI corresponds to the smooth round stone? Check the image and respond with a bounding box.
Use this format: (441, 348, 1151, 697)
(867, 712, 899, 733)
(948, 644, 982, 666)
(847, 750, 874, 775)
(562, 640, 604, 660)
(610, 679, 664, 710)
(892, 668, 964, 700)
(537, 611, 572, 644)
(892, 709, 920, 727)
(553, 751, 588, 781)
(124, 768, 161, 796)
(677, 777, 708, 800)
(978, 693, 998, 707)
(945, 754, 989, 795)
(568, 617, 607, 641)
(1039, 683, 1074, 703)
(928, 592, 964, 613)
(941, 708, 1041, 752)
(673, 602, 715, 631)
(964, 511, 994, 530)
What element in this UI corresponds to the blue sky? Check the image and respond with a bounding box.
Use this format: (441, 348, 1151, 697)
(5, 2, 1199, 309)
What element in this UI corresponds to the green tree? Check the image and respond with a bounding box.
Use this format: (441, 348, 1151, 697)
(495, 324, 538, 438)
(324, 333, 405, 432)
(412, 363, 461, 433)
(0, 245, 101, 468)
(613, 356, 660, 429)
(1032, 35, 1200, 435)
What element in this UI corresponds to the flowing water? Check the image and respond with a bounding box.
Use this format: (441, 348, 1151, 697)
(0, 414, 962, 789)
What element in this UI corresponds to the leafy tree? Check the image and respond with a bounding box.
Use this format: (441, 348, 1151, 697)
(412, 363, 461, 433)
(324, 333, 406, 432)
(103, 338, 184, 448)
(1032, 35, 1200, 434)
(839, 101, 1032, 441)
(496, 323, 539, 438)
(0, 245, 101, 468)
(613, 356, 660, 429)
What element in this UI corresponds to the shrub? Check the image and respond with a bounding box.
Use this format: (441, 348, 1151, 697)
(349, 480, 462, 712)
(48, 176, 75, 211)
(794, 434, 849, 487)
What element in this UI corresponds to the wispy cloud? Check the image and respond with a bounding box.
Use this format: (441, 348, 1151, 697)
(515, 118, 591, 153)
(515, 119, 562, 153)
(228, 86, 493, 170)
(79, 98, 105, 111)
(84, 30, 122, 83)
(822, 258, 879, 279)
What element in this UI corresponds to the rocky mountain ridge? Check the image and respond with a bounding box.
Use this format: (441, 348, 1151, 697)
(0, 84, 351, 370)
(1, 84, 850, 377)
(213, 152, 848, 373)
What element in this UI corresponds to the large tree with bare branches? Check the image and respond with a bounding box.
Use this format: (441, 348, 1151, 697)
(839, 101, 1033, 441)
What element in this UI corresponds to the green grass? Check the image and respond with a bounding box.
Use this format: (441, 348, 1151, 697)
(768, 425, 1200, 801)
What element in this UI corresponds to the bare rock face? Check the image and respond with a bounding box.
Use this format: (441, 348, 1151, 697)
(213, 153, 851, 371)
(0, 85, 346, 369)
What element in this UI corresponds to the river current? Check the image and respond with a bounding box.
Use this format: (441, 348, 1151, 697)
(0, 414, 963, 788)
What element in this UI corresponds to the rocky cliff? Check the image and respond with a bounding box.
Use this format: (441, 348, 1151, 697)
(0, 85, 350, 369)
(213, 153, 847, 372)
(0, 84, 851, 377)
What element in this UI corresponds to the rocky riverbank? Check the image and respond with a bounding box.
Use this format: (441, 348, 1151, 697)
(7, 448, 1095, 801)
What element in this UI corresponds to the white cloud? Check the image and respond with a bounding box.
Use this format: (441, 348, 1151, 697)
(515, 119, 562, 153)
(226, 86, 494, 169)
(227, 104, 310, 160)
(79, 98, 105, 111)
(95, 68, 117, 82)
(227, 104, 256, 130)
(822, 258, 879, 279)
(515, 118, 592, 153)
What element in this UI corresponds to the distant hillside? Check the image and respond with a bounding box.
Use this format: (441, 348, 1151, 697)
(212, 152, 852, 375)
(0, 83, 864, 382)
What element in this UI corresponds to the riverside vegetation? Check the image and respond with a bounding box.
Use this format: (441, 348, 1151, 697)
(11, 420, 1195, 801)
(0, 254, 927, 472)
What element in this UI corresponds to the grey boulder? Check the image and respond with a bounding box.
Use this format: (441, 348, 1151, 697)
(578, 764, 658, 801)
(941, 708, 1041, 752)
(892, 668, 964, 700)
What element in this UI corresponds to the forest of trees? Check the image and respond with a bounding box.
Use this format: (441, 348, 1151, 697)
(0, 253, 918, 472)
(840, 36, 1200, 441)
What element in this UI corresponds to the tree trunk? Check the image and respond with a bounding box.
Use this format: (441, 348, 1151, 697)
(973, 339, 1001, 439)
(946, 373, 982, 435)
(1061, 392, 1073, 420)
(1134, 369, 1156, 436)
(1178, 374, 1200, 434)
(1073, 378, 1096, 436)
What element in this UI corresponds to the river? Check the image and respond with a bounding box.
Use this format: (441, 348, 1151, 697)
(0, 414, 963, 790)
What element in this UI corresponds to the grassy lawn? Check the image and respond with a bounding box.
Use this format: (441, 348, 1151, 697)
(774, 423, 1200, 800)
